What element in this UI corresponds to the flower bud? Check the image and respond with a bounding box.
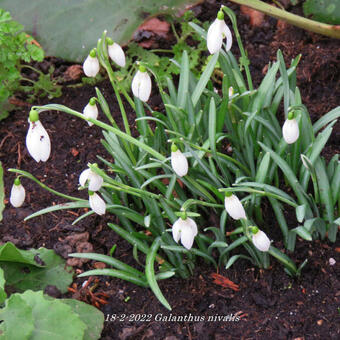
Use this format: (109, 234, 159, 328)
(10, 178, 25, 208)
(107, 39, 126, 67)
(282, 112, 299, 144)
(79, 166, 103, 191)
(131, 65, 152, 102)
(251, 228, 271, 252)
(171, 145, 188, 177)
(224, 192, 246, 220)
(83, 49, 100, 77)
(83, 98, 98, 126)
(89, 191, 106, 215)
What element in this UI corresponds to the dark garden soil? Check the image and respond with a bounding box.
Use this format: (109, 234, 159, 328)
(1, 1, 340, 339)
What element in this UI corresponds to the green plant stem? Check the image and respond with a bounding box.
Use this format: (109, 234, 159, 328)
(228, 0, 340, 39)
(31, 104, 166, 162)
(8, 169, 85, 202)
(181, 199, 224, 211)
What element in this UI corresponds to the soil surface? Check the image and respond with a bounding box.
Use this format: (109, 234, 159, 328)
(1, 1, 340, 339)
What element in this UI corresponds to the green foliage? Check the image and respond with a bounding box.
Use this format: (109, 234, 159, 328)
(0, 8, 44, 120)
(0, 162, 4, 221)
(0, 243, 73, 293)
(0, 291, 89, 340)
(9, 6, 340, 310)
(0, 269, 6, 304)
(0, 0, 201, 62)
(303, 0, 340, 24)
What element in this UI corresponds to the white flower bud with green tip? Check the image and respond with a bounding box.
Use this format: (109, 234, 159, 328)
(251, 226, 271, 252)
(131, 64, 152, 102)
(10, 178, 25, 208)
(171, 144, 188, 177)
(79, 164, 103, 191)
(107, 38, 126, 67)
(282, 111, 299, 144)
(207, 10, 233, 54)
(172, 214, 198, 250)
(83, 97, 98, 126)
(83, 48, 100, 77)
(89, 191, 106, 215)
(26, 109, 51, 163)
(224, 191, 246, 220)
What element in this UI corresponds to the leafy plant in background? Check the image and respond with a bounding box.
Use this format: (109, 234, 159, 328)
(0, 8, 62, 121)
(9, 5, 340, 310)
(0, 242, 104, 339)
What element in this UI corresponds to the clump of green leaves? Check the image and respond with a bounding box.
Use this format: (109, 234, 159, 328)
(0, 9, 44, 119)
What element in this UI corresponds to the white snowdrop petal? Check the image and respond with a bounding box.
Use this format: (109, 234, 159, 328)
(282, 118, 299, 144)
(83, 55, 100, 77)
(224, 195, 246, 220)
(172, 219, 181, 243)
(171, 150, 188, 177)
(79, 169, 91, 187)
(10, 184, 25, 208)
(108, 43, 126, 67)
(180, 226, 195, 250)
(26, 121, 51, 163)
(88, 173, 103, 191)
(83, 103, 98, 126)
(89, 193, 106, 215)
(252, 230, 271, 252)
(207, 19, 223, 54)
(132, 71, 152, 102)
(221, 21, 233, 51)
(187, 217, 198, 237)
(35, 121, 51, 162)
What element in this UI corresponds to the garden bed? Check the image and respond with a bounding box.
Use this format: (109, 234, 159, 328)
(1, 1, 339, 338)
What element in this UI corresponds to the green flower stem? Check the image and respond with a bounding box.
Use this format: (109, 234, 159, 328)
(181, 199, 224, 211)
(8, 169, 85, 202)
(31, 104, 166, 162)
(222, 6, 253, 91)
(228, 0, 340, 39)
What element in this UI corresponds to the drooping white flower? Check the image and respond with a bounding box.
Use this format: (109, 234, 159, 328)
(83, 98, 98, 126)
(172, 216, 198, 250)
(26, 110, 51, 163)
(107, 38, 126, 67)
(207, 10, 233, 54)
(171, 144, 188, 177)
(79, 166, 103, 191)
(83, 49, 100, 77)
(89, 191, 106, 215)
(251, 227, 271, 252)
(224, 192, 246, 220)
(10, 178, 25, 208)
(131, 65, 152, 102)
(282, 112, 299, 144)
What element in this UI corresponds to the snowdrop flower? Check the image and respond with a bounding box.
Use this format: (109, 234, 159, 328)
(10, 178, 25, 208)
(131, 65, 152, 102)
(107, 38, 126, 67)
(172, 215, 198, 250)
(26, 109, 51, 163)
(251, 227, 271, 252)
(89, 191, 106, 215)
(83, 48, 100, 77)
(79, 165, 103, 191)
(171, 144, 188, 177)
(224, 191, 246, 220)
(282, 111, 299, 144)
(207, 9, 233, 54)
(83, 98, 98, 126)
